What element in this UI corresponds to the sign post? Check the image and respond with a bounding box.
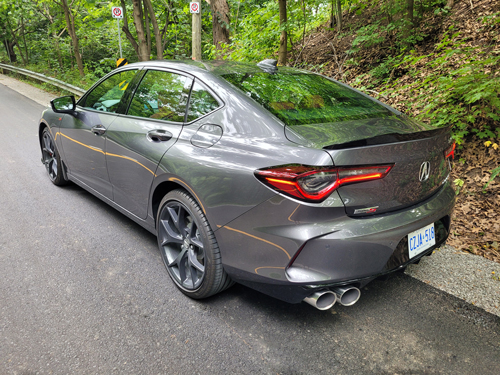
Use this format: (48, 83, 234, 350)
(112, 6, 124, 59)
(190, 2, 201, 61)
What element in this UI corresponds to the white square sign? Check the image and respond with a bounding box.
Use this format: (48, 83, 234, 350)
(112, 6, 123, 19)
(190, 2, 200, 13)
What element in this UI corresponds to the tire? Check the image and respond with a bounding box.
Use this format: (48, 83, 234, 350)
(41, 127, 68, 186)
(157, 189, 233, 299)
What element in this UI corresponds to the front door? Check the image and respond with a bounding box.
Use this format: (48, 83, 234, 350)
(58, 69, 138, 199)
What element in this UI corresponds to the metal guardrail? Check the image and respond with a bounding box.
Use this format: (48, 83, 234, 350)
(0, 63, 86, 97)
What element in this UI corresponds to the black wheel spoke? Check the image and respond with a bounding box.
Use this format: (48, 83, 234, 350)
(159, 219, 183, 245)
(43, 156, 54, 166)
(185, 262, 195, 289)
(188, 249, 204, 273)
(167, 247, 187, 268)
(167, 206, 186, 234)
(190, 237, 203, 249)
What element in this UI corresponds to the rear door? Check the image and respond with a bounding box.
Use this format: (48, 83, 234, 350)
(105, 69, 193, 219)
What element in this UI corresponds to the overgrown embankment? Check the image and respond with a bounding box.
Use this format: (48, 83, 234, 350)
(294, 0, 500, 262)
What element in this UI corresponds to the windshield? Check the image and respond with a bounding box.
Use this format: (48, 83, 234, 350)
(222, 73, 392, 126)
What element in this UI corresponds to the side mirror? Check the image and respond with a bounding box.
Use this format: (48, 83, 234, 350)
(51, 96, 76, 114)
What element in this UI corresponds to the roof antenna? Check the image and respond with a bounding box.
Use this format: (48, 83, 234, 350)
(257, 59, 278, 74)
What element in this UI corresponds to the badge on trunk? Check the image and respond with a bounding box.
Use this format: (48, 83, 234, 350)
(419, 161, 431, 182)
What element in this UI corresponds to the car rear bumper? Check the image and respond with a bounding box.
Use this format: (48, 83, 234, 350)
(216, 182, 455, 303)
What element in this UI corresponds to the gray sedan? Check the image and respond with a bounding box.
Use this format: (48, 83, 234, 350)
(39, 60, 455, 310)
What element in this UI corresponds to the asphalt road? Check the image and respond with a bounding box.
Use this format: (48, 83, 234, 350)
(0, 83, 499, 375)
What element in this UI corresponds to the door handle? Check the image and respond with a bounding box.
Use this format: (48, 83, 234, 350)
(92, 125, 106, 136)
(147, 129, 172, 142)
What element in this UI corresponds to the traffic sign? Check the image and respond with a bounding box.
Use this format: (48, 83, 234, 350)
(112, 6, 123, 19)
(190, 2, 200, 13)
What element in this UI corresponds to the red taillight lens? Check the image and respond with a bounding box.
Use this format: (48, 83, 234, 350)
(255, 164, 393, 202)
(444, 142, 456, 160)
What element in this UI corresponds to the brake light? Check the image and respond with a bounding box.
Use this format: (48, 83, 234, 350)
(444, 142, 456, 160)
(255, 164, 393, 202)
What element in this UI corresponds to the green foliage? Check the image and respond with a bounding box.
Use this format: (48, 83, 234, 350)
(228, 0, 329, 62)
(372, 21, 500, 145)
(483, 166, 500, 192)
(350, 23, 385, 53)
(228, 1, 281, 61)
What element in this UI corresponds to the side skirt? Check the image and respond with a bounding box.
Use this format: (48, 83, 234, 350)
(67, 173, 157, 236)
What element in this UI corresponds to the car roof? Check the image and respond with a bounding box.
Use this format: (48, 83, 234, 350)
(124, 60, 307, 77)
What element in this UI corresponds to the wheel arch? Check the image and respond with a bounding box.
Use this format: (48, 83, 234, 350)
(151, 178, 207, 228)
(38, 120, 50, 150)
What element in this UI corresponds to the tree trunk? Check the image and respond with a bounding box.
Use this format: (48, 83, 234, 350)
(407, 0, 414, 27)
(60, 0, 84, 77)
(278, 0, 287, 65)
(5, 18, 27, 65)
(210, 0, 230, 53)
(20, 16, 29, 64)
(3, 39, 17, 63)
(121, 0, 140, 57)
(330, 0, 335, 29)
(335, 0, 342, 32)
(144, 0, 163, 59)
(131, 0, 150, 61)
(143, 0, 152, 54)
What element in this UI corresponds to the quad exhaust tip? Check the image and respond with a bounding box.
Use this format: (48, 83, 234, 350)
(303, 290, 337, 310)
(304, 285, 361, 310)
(331, 285, 361, 306)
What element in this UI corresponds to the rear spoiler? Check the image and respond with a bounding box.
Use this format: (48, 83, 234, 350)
(323, 126, 451, 150)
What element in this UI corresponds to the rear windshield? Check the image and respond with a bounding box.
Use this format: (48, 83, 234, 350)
(222, 73, 392, 126)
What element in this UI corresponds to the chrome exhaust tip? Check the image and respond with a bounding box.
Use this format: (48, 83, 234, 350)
(303, 290, 337, 310)
(331, 285, 361, 306)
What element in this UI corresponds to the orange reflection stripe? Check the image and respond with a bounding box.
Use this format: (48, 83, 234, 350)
(168, 177, 206, 214)
(55, 132, 156, 176)
(218, 225, 291, 260)
(287, 204, 300, 222)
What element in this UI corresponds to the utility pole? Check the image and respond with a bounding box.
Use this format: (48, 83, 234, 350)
(190, 2, 201, 60)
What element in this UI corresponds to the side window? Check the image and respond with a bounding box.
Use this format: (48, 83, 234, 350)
(127, 70, 192, 123)
(186, 82, 220, 122)
(82, 70, 137, 113)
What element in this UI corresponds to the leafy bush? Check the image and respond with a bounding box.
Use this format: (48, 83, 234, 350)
(377, 23, 500, 145)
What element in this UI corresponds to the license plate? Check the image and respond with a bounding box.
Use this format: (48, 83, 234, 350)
(408, 223, 435, 259)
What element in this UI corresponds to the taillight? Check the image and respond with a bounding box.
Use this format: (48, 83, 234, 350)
(444, 142, 456, 160)
(255, 164, 393, 202)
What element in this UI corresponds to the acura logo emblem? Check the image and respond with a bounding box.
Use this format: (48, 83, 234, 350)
(419, 161, 431, 182)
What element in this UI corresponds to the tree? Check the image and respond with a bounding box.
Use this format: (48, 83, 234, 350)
(0, 0, 31, 64)
(278, 0, 286, 65)
(335, 0, 342, 32)
(121, 0, 163, 61)
(207, 0, 230, 53)
(35, 0, 65, 69)
(54, 0, 84, 77)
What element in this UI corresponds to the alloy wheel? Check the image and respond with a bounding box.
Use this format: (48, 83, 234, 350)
(158, 201, 206, 290)
(42, 131, 58, 181)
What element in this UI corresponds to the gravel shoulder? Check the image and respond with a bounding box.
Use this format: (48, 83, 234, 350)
(2, 72, 499, 317)
(406, 245, 500, 316)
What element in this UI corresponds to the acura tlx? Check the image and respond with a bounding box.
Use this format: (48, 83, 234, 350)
(39, 59, 455, 310)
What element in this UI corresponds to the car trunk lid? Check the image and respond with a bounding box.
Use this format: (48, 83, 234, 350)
(323, 128, 452, 215)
